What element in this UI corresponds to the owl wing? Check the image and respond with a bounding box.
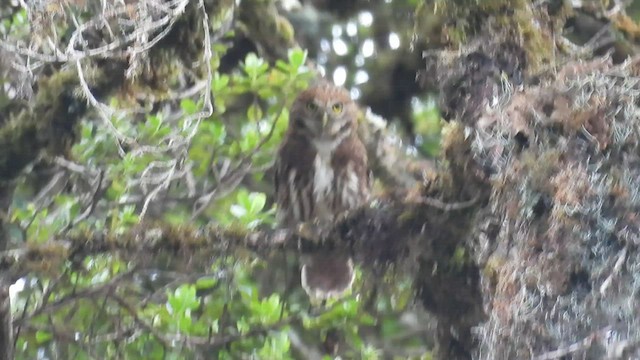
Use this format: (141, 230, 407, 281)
(273, 150, 291, 226)
(274, 136, 316, 226)
(331, 136, 371, 208)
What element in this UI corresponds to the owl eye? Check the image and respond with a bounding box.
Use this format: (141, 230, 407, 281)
(332, 103, 343, 113)
(306, 102, 318, 111)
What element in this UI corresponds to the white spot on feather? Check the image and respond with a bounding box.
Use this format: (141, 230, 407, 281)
(341, 165, 361, 208)
(313, 139, 338, 157)
(288, 170, 301, 220)
(313, 153, 334, 220)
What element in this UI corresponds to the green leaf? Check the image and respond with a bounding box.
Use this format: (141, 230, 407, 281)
(254, 293, 281, 324)
(345, 325, 364, 349)
(247, 104, 263, 122)
(196, 276, 218, 290)
(248, 192, 266, 214)
(258, 331, 291, 358)
(213, 73, 230, 93)
(243, 53, 269, 79)
(237, 317, 250, 334)
(147, 114, 161, 133)
(180, 99, 198, 114)
(244, 53, 260, 70)
(382, 318, 401, 338)
(206, 121, 226, 143)
(288, 48, 307, 70)
(35, 330, 53, 344)
(168, 284, 200, 313)
(236, 190, 250, 209)
(361, 345, 381, 360)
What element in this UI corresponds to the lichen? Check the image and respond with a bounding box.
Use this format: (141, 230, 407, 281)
(463, 58, 640, 359)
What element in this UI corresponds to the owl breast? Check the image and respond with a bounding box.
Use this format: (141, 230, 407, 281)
(275, 134, 369, 226)
(312, 153, 335, 221)
(312, 150, 368, 222)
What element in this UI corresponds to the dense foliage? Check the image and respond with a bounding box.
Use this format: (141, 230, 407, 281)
(3, 1, 640, 359)
(0, 1, 437, 358)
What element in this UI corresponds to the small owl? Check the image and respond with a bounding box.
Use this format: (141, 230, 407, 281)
(274, 80, 370, 300)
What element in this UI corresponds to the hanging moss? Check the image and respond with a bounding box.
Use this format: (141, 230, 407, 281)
(239, 0, 296, 61)
(0, 70, 81, 181)
(415, 0, 557, 75)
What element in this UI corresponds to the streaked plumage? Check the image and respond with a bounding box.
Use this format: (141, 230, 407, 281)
(275, 81, 370, 300)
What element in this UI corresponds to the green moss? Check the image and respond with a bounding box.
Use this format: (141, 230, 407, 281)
(449, 245, 469, 271)
(210, 0, 235, 32)
(23, 240, 70, 275)
(275, 15, 295, 44)
(511, 6, 554, 72)
(239, 0, 296, 60)
(482, 255, 506, 279)
(0, 70, 80, 181)
(416, 0, 556, 73)
(0, 114, 40, 181)
(396, 209, 418, 225)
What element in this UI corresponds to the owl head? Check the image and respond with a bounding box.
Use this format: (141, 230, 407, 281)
(289, 81, 358, 149)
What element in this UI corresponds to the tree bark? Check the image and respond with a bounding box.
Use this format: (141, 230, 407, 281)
(0, 283, 12, 360)
(0, 184, 14, 360)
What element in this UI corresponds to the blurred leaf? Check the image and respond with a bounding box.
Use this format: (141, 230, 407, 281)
(180, 98, 198, 114)
(169, 284, 200, 313)
(35, 330, 52, 344)
(247, 103, 263, 122)
(248, 192, 266, 214)
(196, 276, 218, 290)
(288, 48, 307, 70)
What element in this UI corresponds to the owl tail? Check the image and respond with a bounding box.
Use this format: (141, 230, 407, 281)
(301, 253, 354, 301)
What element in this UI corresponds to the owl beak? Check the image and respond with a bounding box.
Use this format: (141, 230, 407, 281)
(321, 112, 329, 129)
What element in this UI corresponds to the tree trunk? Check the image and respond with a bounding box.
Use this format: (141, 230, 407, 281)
(0, 184, 14, 360)
(0, 284, 13, 360)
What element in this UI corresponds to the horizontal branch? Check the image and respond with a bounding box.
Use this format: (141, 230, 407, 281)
(0, 193, 480, 280)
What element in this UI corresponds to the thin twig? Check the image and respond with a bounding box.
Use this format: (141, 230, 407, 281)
(412, 194, 480, 211)
(532, 326, 612, 360)
(599, 246, 627, 296)
(15, 268, 137, 326)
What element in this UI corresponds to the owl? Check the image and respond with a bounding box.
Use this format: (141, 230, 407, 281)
(274, 80, 370, 300)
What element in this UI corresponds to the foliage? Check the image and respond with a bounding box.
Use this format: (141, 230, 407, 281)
(1, 1, 433, 356)
(10, 46, 308, 357)
(4, 0, 640, 359)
